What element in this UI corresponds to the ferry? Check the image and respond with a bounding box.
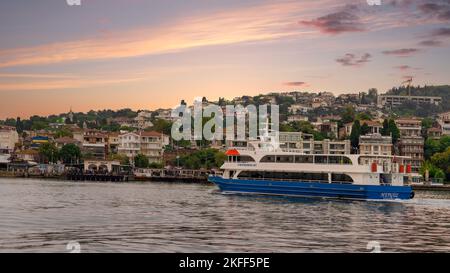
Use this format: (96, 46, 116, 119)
(209, 126, 415, 201)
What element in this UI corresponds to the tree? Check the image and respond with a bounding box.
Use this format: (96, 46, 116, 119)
(381, 119, 389, 136)
(388, 119, 400, 144)
(356, 112, 373, 120)
(151, 119, 172, 135)
(341, 106, 355, 124)
(54, 128, 73, 138)
(16, 117, 24, 134)
(178, 149, 225, 170)
(360, 122, 370, 136)
(420, 161, 445, 181)
(350, 120, 361, 152)
(59, 144, 81, 164)
(425, 136, 450, 160)
(38, 143, 59, 163)
(429, 147, 450, 182)
(134, 154, 149, 168)
(109, 153, 130, 165)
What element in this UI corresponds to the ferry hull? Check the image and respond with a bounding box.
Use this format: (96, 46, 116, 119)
(208, 176, 414, 201)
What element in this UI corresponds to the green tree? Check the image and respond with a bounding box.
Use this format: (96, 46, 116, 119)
(360, 122, 370, 136)
(420, 161, 445, 181)
(59, 144, 81, 164)
(350, 120, 361, 152)
(54, 128, 73, 138)
(109, 153, 130, 165)
(38, 143, 59, 163)
(429, 147, 450, 182)
(341, 106, 355, 124)
(381, 119, 389, 136)
(151, 119, 173, 135)
(134, 154, 150, 168)
(388, 119, 400, 144)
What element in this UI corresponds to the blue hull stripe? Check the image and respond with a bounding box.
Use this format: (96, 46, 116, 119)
(208, 176, 413, 200)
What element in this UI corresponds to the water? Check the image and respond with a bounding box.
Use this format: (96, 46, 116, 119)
(1, 178, 450, 253)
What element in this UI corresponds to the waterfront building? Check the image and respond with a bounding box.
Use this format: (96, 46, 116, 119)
(377, 94, 442, 107)
(0, 125, 19, 154)
(118, 131, 168, 163)
(84, 160, 121, 173)
(15, 149, 39, 162)
(398, 136, 424, 173)
(82, 129, 109, 160)
(395, 118, 424, 173)
(358, 134, 393, 166)
(108, 132, 120, 154)
(395, 118, 422, 137)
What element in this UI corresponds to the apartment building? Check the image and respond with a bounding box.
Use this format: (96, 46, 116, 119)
(395, 118, 424, 173)
(377, 95, 442, 107)
(82, 129, 109, 160)
(437, 111, 450, 136)
(0, 125, 19, 153)
(118, 131, 168, 163)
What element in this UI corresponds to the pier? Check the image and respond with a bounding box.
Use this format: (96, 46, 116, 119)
(134, 168, 210, 183)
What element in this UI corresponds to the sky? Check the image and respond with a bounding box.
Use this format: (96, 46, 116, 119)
(0, 0, 449, 119)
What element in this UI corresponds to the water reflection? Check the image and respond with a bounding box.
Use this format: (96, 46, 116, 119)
(1, 178, 450, 252)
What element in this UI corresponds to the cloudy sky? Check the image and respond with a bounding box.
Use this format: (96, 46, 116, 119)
(0, 0, 449, 118)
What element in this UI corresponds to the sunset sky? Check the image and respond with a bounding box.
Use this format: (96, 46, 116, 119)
(1, 0, 449, 119)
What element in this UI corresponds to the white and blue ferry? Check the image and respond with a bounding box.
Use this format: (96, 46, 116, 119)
(209, 128, 415, 201)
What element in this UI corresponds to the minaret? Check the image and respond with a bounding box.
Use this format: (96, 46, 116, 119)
(68, 107, 74, 123)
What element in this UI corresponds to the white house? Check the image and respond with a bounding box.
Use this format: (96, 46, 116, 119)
(118, 131, 169, 163)
(0, 126, 19, 154)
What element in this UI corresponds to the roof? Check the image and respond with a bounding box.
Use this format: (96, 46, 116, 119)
(141, 131, 165, 137)
(16, 149, 39, 155)
(55, 137, 80, 144)
(225, 149, 240, 156)
(359, 120, 382, 127)
(0, 125, 17, 131)
(428, 127, 442, 132)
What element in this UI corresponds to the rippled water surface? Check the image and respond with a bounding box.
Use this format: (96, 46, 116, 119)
(1, 178, 450, 252)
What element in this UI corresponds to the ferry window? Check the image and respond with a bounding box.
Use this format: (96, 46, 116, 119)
(295, 155, 313, 163)
(328, 156, 340, 164)
(260, 156, 275, 162)
(331, 173, 353, 184)
(237, 156, 255, 162)
(277, 156, 294, 163)
(315, 156, 328, 164)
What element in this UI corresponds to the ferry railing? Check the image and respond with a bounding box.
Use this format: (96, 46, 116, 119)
(235, 177, 353, 184)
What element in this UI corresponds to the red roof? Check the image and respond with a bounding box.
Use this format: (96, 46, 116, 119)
(225, 149, 240, 156)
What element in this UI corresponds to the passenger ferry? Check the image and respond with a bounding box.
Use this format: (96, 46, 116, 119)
(209, 126, 415, 201)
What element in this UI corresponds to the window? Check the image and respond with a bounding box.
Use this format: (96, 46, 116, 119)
(294, 155, 314, 163)
(260, 156, 275, 162)
(331, 173, 354, 184)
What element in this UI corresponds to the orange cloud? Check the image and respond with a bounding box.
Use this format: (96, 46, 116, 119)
(0, 1, 326, 69)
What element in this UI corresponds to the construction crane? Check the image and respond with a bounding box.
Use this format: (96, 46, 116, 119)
(401, 77, 413, 96)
